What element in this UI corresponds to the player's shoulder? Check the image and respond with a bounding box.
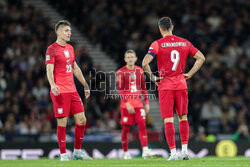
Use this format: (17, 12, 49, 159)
(47, 42, 56, 49)
(135, 65, 144, 71)
(174, 35, 191, 44)
(151, 39, 160, 45)
(117, 66, 126, 72)
(66, 43, 74, 49)
(46, 43, 58, 53)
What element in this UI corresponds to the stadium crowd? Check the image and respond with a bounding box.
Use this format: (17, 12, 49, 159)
(0, 0, 249, 142)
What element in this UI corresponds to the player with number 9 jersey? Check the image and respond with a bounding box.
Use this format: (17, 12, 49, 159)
(148, 35, 198, 91)
(142, 17, 205, 160)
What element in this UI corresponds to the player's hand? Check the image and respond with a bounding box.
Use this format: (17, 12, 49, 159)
(151, 75, 164, 85)
(183, 73, 192, 80)
(145, 104, 150, 113)
(126, 102, 135, 114)
(51, 84, 60, 96)
(84, 89, 90, 99)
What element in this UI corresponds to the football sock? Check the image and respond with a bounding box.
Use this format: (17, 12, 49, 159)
(74, 149, 81, 153)
(74, 124, 86, 149)
(182, 144, 188, 153)
(164, 122, 176, 151)
(57, 126, 66, 154)
(171, 148, 177, 155)
(121, 125, 130, 152)
(138, 121, 148, 148)
(179, 120, 189, 153)
(143, 146, 149, 152)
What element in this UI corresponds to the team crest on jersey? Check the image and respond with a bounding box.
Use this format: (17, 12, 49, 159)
(64, 50, 70, 58)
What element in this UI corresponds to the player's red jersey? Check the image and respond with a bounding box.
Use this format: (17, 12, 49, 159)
(45, 42, 76, 93)
(116, 65, 149, 109)
(147, 35, 198, 90)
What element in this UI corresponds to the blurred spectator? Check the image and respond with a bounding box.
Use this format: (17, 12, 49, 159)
(201, 99, 222, 134)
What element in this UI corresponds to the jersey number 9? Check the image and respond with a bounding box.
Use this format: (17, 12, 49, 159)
(171, 50, 180, 71)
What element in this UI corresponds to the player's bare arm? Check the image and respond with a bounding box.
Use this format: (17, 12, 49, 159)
(72, 62, 90, 99)
(142, 54, 164, 84)
(140, 70, 150, 113)
(46, 64, 60, 96)
(183, 51, 205, 80)
(144, 104, 150, 113)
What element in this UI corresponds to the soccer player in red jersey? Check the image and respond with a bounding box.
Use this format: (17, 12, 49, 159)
(142, 17, 205, 160)
(45, 20, 92, 161)
(116, 50, 152, 159)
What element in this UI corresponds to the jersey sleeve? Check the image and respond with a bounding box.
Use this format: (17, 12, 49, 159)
(116, 70, 128, 102)
(45, 47, 55, 64)
(147, 41, 159, 58)
(140, 69, 149, 104)
(188, 41, 199, 58)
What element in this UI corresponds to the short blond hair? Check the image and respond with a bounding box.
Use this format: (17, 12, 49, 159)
(124, 49, 136, 57)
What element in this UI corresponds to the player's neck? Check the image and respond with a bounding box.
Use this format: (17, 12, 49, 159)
(56, 38, 67, 46)
(126, 65, 135, 70)
(162, 32, 173, 37)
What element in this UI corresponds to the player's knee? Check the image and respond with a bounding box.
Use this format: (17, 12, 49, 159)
(57, 117, 67, 127)
(122, 125, 130, 132)
(178, 115, 188, 121)
(138, 121, 146, 129)
(164, 117, 174, 123)
(77, 116, 86, 125)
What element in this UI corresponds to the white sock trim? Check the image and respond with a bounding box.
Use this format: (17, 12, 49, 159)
(170, 148, 176, 155)
(143, 146, 149, 152)
(182, 144, 188, 153)
(74, 149, 81, 153)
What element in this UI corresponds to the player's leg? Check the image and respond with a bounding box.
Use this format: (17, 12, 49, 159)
(178, 115, 189, 159)
(121, 124, 131, 159)
(159, 90, 178, 160)
(73, 112, 86, 152)
(57, 117, 68, 161)
(175, 90, 190, 160)
(120, 108, 133, 159)
(71, 92, 92, 160)
(135, 108, 151, 158)
(50, 92, 71, 161)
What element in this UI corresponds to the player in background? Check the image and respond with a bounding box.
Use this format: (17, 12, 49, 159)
(46, 20, 92, 161)
(116, 50, 152, 159)
(142, 17, 205, 160)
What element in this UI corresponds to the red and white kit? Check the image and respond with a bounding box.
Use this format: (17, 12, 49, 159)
(148, 35, 198, 118)
(116, 65, 149, 125)
(45, 42, 84, 118)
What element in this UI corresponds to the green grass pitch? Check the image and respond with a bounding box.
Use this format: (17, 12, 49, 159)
(0, 156, 249, 167)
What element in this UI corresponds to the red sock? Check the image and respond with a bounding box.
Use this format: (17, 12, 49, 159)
(138, 121, 148, 147)
(57, 126, 66, 154)
(74, 124, 86, 149)
(121, 125, 130, 152)
(179, 120, 189, 145)
(164, 122, 176, 149)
